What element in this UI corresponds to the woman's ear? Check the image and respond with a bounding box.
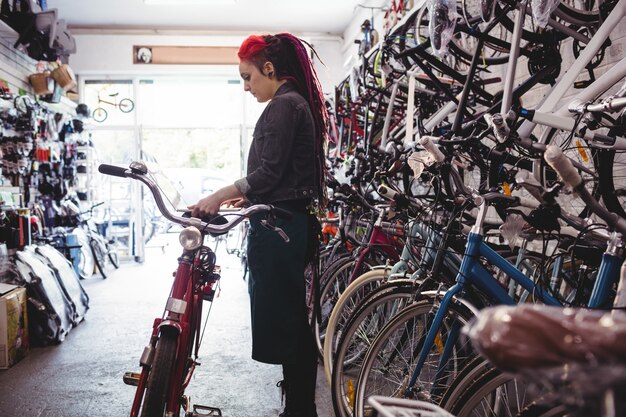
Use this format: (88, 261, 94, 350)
(263, 62, 275, 78)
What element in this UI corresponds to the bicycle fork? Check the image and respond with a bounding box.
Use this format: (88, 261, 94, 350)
(129, 253, 195, 417)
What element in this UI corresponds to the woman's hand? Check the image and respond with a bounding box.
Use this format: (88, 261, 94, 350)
(189, 193, 222, 217)
(188, 184, 244, 218)
(223, 197, 248, 208)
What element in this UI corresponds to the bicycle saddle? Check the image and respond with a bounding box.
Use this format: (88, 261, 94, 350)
(466, 304, 626, 373)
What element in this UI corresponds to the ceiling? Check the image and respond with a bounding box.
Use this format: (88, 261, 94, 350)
(45, 0, 374, 35)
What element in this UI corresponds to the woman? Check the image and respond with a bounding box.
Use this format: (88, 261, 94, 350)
(189, 33, 327, 417)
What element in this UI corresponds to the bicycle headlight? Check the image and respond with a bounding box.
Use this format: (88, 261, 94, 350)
(179, 226, 203, 250)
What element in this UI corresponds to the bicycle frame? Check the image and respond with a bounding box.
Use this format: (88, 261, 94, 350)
(402, 196, 622, 396)
(510, 0, 626, 138)
(129, 243, 213, 417)
(98, 162, 282, 417)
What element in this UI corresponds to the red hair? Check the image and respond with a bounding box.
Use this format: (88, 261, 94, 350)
(237, 35, 268, 63)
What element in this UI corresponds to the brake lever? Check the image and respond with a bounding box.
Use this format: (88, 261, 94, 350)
(260, 219, 290, 243)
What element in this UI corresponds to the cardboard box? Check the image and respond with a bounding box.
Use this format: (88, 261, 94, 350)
(0, 284, 28, 369)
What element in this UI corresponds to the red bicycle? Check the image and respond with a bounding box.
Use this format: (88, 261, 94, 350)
(98, 161, 291, 417)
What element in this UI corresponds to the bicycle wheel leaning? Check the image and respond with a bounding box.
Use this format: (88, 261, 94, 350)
(140, 327, 179, 417)
(107, 244, 120, 269)
(90, 237, 108, 279)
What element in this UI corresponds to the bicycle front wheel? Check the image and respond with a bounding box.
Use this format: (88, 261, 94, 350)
(353, 297, 475, 417)
(92, 107, 108, 122)
(140, 327, 179, 417)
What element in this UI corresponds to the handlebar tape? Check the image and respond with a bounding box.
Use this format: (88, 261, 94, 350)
(98, 164, 128, 178)
(544, 145, 583, 188)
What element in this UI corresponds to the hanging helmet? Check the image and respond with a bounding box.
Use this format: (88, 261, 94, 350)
(76, 103, 90, 118)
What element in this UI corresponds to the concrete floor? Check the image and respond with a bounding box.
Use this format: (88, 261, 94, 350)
(0, 234, 335, 417)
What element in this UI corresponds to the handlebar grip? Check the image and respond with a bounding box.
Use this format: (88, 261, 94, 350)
(98, 164, 128, 178)
(377, 184, 397, 200)
(271, 206, 294, 220)
(544, 145, 583, 188)
(419, 136, 445, 163)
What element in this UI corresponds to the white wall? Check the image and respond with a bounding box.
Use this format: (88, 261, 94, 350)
(69, 32, 345, 95)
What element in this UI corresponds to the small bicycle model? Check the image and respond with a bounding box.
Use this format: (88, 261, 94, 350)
(92, 92, 135, 122)
(98, 161, 292, 417)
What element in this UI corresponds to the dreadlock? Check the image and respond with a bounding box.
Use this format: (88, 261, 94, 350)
(238, 33, 329, 209)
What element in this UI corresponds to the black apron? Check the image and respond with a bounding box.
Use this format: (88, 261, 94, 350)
(247, 210, 311, 364)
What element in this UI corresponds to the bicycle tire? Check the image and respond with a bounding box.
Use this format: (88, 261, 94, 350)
(90, 238, 108, 279)
(353, 296, 475, 417)
(108, 248, 120, 269)
(140, 327, 179, 417)
(438, 355, 490, 410)
(92, 107, 108, 122)
(314, 255, 378, 359)
(554, 0, 602, 26)
(515, 392, 568, 417)
(119, 98, 135, 113)
(323, 268, 392, 383)
(597, 147, 626, 219)
(75, 231, 95, 279)
(331, 281, 418, 417)
(443, 362, 536, 417)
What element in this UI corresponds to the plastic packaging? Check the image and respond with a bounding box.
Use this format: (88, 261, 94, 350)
(466, 304, 626, 416)
(531, 0, 561, 29)
(428, 0, 457, 57)
(466, 304, 626, 372)
(499, 213, 526, 250)
(407, 150, 436, 177)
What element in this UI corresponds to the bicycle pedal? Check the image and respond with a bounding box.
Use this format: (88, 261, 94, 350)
(123, 371, 140, 386)
(186, 404, 222, 416)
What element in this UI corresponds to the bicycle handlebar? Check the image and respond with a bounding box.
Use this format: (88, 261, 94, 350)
(98, 163, 281, 234)
(544, 146, 626, 236)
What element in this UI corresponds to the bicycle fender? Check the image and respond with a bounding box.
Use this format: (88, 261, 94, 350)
(158, 320, 182, 335)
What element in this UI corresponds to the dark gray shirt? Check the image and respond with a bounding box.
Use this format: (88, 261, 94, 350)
(235, 82, 318, 204)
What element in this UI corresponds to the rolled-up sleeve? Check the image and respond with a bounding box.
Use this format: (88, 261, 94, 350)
(245, 98, 297, 196)
(234, 178, 251, 195)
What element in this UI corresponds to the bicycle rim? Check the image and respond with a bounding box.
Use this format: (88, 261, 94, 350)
(353, 297, 475, 417)
(323, 269, 391, 384)
(331, 284, 417, 417)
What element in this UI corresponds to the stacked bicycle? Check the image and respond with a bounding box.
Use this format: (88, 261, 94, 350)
(316, 0, 626, 415)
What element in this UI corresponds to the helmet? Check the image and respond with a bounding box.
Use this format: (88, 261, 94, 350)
(76, 103, 90, 118)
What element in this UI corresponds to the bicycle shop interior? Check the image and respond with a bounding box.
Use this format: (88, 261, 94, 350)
(1, 0, 626, 416)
